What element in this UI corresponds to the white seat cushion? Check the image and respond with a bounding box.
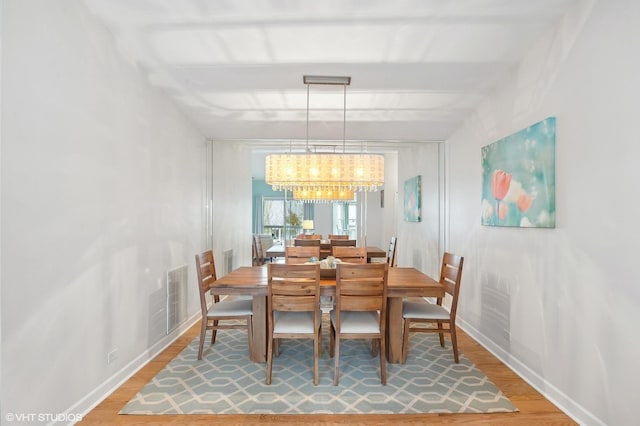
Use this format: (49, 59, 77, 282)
(207, 299, 253, 317)
(273, 311, 317, 333)
(402, 300, 450, 320)
(330, 310, 380, 334)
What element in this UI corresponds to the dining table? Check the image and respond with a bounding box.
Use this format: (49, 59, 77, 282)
(212, 265, 444, 363)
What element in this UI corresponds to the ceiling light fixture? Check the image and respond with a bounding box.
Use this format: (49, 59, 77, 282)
(265, 75, 384, 200)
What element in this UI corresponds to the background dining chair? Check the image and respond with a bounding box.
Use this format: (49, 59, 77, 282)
(252, 234, 265, 266)
(401, 252, 464, 363)
(285, 246, 320, 264)
(332, 246, 367, 263)
(195, 250, 254, 360)
(328, 234, 349, 240)
(330, 263, 388, 385)
(386, 236, 398, 267)
(267, 263, 321, 385)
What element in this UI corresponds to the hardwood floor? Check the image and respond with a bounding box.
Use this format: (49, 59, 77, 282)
(80, 321, 576, 425)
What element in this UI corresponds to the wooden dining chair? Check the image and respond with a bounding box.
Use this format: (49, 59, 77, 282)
(267, 263, 321, 385)
(386, 236, 398, 267)
(401, 252, 464, 363)
(285, 246, 320, 264)
(328, 234, 349, 240)
(330, 263, 389, 385)
(252, 235, 265, 266)
(195, 250, 254, 360)
(332, 246, 367, 264)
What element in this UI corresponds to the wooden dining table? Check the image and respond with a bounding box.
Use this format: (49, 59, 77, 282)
(212, 265, 444, 363)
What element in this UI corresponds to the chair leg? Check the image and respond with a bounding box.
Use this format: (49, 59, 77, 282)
(211, 320, 218, 344)
(266, 331, 273, 384)
(329, 324, 335, 357)
(379, 336, 387, 385)
(450, 325, 459, 363)
(333, 335, 340, 386)
(246, 316, 254, 358)
(437, 320, 445, 347)
(401, 318, 410, 364)
(371, 339, 378, 357)
(313, 328, 320, 385)
(197, 318, 208, 360)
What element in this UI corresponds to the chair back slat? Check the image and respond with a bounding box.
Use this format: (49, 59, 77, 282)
(328, 234, 349, 240)
(295, 238, 321, 246)
(330, 239, 357, 247)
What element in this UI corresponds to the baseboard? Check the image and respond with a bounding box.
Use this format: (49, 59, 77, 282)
(58, 311, 201, 424)
(457, 317, 604, 426)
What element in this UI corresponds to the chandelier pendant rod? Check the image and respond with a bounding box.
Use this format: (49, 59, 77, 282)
(306, 83, 310, 152)
(343, 83, 346, 153)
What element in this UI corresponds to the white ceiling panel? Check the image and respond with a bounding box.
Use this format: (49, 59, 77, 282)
(82, 0, 581, 148)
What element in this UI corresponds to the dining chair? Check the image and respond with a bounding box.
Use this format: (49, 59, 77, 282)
(386, 236, 398, 267)
(294, 238, 322, 247)
(328, 234, 349, 240)
(332, 246, 367, 263)
(401, 252, 464, 363)
(267, 263, 321, 385)
(252, 234, 265, 266)
(330, 262, 389, 385)
(285, 246, 321, 264)
(195, 250, 254, 360)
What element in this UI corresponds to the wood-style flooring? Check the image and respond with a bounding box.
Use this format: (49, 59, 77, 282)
(79, 320, 576, 425)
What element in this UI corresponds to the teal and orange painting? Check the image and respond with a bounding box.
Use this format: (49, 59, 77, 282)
(481, 117, 556, 228)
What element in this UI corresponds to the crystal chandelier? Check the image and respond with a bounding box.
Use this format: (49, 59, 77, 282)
(292, 187, 355, 203)
(265, 75, 384, 199)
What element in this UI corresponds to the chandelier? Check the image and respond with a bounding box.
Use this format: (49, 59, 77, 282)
(265, 75, 384, 200)
(292, 187, 355, 203)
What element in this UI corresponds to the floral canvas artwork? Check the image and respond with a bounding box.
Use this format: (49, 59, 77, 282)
(481, 117, 556, 228)
(404, 175, 421, 222)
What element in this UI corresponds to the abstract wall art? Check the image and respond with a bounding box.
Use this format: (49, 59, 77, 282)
(404, 175, 421, 222)
(481, 117, 556, 228)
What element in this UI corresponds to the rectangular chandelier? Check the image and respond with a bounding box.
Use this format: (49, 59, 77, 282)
(265, 75, 384, 198)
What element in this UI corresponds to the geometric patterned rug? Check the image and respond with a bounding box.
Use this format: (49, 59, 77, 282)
(120, 324, 517, 415)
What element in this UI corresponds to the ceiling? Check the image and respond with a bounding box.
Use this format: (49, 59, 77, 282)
(82, 0, 577, 154)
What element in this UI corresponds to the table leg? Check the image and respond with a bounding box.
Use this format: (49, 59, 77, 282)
(386, 297, 404, 363)
(250, 296, 267, 362)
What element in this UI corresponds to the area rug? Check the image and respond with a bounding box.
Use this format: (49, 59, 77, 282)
(121, 326, 517, 415)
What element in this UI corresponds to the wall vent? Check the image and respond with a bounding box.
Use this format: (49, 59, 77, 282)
(223, 249, 233, 275)
(166, 264, 188, 334)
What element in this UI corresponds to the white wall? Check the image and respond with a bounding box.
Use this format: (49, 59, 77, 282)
(397, 143, 443, 278)
(1, 0, 205, 419)
(445, 1, 639, 424)
(210, 141, 253, 270)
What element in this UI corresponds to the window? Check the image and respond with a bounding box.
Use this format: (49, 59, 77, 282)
(262, 198, 305, 241)
(332, 201, 358, 239)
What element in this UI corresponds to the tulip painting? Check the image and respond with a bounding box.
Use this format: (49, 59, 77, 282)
(481, 117, 556, 228)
